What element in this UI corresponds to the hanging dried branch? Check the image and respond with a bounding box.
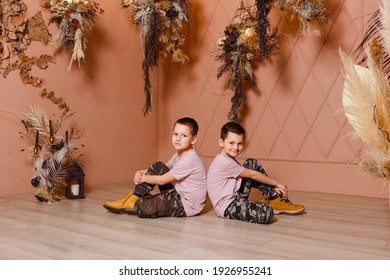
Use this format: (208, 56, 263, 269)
(142, 7, 161, 115)
(216, 3, 267, 122)
(0, 1, 69, 113)
(216, 0, 331, 122)
(41, 88, 70, 115)
(228, 78, 245, 123)
(123, 0, 190, 116)
(255, 0, 277, 59)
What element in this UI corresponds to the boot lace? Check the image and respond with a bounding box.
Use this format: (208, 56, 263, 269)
(280, 198, 294, 205)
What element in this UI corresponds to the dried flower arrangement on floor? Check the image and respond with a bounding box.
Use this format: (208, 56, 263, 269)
(340, 1, 390, 185)
(216, 0, 331, 122)
(122, 0, 190, 116)
(20, 105, 84, 202)
(43, 0, 104, 71)
(0, 0, 70, 113)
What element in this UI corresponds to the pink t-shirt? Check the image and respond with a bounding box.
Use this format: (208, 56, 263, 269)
(207, 154, 245, 217)
(168, 149, 207, 217)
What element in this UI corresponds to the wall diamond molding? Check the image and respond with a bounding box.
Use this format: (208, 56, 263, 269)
(195, 0, 373, 165)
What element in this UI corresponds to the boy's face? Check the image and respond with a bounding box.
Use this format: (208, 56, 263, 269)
(172, 123, 197, 153)
(219, 132, 244, 158)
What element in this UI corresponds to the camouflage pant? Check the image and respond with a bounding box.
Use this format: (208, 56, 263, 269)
(133, 161, 186, 218)
(224, 159, 276, 224)
(134, 189, 186, 218)
(241, 158, 279, 200)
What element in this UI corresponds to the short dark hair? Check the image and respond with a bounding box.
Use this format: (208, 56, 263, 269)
(220, 121, 246, 140)
(175, 117, 199, 136)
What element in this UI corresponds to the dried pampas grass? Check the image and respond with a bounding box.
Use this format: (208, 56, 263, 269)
(361, 160, 390, 180)
(381, 1, 390, 56)
(340, 48, 390, 158)
(68, 28, 85, 71)
(340, 37, 390, 204)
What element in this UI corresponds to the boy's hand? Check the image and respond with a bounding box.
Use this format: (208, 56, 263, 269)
(274, 182, 288, 198)
(133, 170, 144, 185)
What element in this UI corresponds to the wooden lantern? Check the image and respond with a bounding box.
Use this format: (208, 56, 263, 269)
(65, 163, 85, 199)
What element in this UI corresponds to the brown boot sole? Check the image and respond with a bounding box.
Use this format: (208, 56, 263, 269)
(273, 208, 305, 215)
(103, 204, 137, 215)
(103, 204, 127, 214)
(123, 208, 137, 215)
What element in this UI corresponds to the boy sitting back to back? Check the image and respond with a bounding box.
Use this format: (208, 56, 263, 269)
(104, 117, 207, 218)
(207, 121, 305, 224)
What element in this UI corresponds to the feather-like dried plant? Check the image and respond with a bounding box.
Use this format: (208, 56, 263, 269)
(20, 105, 84, 202)
(343, 2, 390, 202)
(340, 42, 390, 203)
(381, 1, 390, 55)
(122, 0, 190, 116)
(44, 0, 104, 71)
(354, 2, 390, 80)
(340, 48, 390, 159)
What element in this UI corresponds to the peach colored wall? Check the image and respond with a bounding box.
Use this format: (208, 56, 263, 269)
(0, 1, 160, 197)
(1, 0, 387, 200)
(158, 0, 388, 198)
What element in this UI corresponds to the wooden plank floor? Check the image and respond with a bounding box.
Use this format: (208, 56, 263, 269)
(1, 183, 390, 260)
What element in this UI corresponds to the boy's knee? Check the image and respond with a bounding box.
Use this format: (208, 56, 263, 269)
(243, 158, 258, 168)
(264, 205, 273, 224)
(149, 161, 165, 170)
(148, 161, 170, 175)
(256, 203, 273, 224)
(244, 158, 257, 164)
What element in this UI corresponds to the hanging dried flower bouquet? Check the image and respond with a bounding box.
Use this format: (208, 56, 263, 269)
(122, 0, 190, 115)
(216, 1, 277, 122)
(216, 0, 331, 122)
(20, 105, 84, 202)
(43, 0, 104, 71)
(274, 0, 330, 36)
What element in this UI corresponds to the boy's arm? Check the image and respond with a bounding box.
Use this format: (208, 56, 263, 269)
(239, 168, 288, 197)
(141, 172, 176, 186)
(133, 162, 172, 185)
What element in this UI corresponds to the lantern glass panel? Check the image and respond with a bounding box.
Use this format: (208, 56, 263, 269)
(66, 164, 85, 199)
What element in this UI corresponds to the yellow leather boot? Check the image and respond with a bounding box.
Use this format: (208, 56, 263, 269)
(264, 197, 305, 215)
(103, 191, 134, 214)
(121, 195, 140, 215)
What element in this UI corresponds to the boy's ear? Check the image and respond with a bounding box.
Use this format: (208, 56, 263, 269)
(218, 138, 224, 147)
(191, 135, 198, 145)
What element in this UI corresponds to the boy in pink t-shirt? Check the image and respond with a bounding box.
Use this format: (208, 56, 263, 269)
(103, 117, 207, 218)
(207, 122, 305, 224)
